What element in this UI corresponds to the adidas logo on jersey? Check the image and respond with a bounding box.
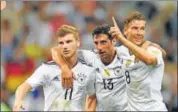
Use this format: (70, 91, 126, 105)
(53, 76, 60, 81)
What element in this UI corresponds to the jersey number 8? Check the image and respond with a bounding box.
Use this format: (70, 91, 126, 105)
(125, 71, 130, 84)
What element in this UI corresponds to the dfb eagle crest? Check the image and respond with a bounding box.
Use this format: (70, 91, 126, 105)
(77, 73, 86, 85)
(113, 66, 122, 76)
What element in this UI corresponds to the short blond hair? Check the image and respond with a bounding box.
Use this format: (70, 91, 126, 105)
(56, 25, 79, 40)
(124, 11, 146, 28)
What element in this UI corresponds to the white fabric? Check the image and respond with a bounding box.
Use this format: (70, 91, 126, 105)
(117, 45, 167, 111)
(78, 49, 128, 111)
(26, 61, 96, 111)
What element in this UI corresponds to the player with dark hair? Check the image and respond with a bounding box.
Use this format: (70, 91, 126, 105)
(52, 24, 128, 111)
(52, 12, 167, 111)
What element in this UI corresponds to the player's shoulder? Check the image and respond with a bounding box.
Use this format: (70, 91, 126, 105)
(117, 45, 128, 50)
(145, 41, 161, 51)
(78, 57, 93, 67)
(78, 49, 97, 57)
(148, 41, 161, 48)
(78, 58, 96, 69)
(33, 61, 61, 80)
(116, 45, 129, 54)
(42, 61, 60, 69)
(147, 44, 162, 52)
(41, 61, 61, 75)
(147, 46, 162, 56)
(78, 59, 97, 73)
(116, 45, 131, 60)
(78, 49, 99, 64)
(43, 61, 57, 65)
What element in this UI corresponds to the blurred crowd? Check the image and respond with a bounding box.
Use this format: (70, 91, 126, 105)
(1, 1, 177, 111)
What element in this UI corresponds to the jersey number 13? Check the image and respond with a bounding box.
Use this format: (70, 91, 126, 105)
(103, 79, 114, 90)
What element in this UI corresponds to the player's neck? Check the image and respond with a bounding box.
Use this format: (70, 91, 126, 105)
(66, 53, 78, 69)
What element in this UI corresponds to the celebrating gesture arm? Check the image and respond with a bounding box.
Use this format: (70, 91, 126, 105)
(109, 17, 164, 65)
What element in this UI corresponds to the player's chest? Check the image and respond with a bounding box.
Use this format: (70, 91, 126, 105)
(49, 71, 89, 89)
(96, 57, 125, 78)
(95, 64, 125, 88)
(97, 66, 124, 78)
(95, 66, 125, 91)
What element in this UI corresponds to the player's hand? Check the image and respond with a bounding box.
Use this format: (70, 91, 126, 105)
(109, 17, 124, 39)
(61, 66, 76, 88)
(51, 46, 75, 88)
(13, 100, 25, 111)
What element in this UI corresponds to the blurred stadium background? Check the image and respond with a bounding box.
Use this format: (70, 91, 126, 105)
(1, 1, 177, 111)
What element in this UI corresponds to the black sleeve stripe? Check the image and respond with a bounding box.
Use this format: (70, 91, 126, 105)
(43, 61, 57, 65)
(78, 58, 93, 67)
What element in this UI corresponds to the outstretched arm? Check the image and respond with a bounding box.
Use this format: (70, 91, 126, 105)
(13, 82, 31, 111)
(51, 46, 74, 88)
(110, 17, 158, 65)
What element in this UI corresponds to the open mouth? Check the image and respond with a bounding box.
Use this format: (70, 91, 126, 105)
(99, 51, 105, 57)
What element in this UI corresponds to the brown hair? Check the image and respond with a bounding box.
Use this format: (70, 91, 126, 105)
(56, 25, 79, 40)
(124, 11, 146, 28)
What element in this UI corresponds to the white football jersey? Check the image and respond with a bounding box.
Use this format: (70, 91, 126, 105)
(117, 45, 167, 111)
(78, 49, 129, 111)
(26, 61, 96, 111)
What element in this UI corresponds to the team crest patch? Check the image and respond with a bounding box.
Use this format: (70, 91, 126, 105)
(114, 66, 122, 76)
(77, 73, 86, 85)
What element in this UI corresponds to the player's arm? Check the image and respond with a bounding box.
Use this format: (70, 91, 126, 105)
(51, 46, 73, 88)
(85, 95, 97, 111)
(13, 64, 47, 111)
(13, 82, 32, 111)
(85, 68, 97, 111)
(110, 17, 157, 65)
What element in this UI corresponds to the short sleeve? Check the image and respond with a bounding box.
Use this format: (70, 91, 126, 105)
(147, 46, 163, 66)
(78, 50, 97, 66)
(26, 64, 46, 88)
(85, 69, 97, 95)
